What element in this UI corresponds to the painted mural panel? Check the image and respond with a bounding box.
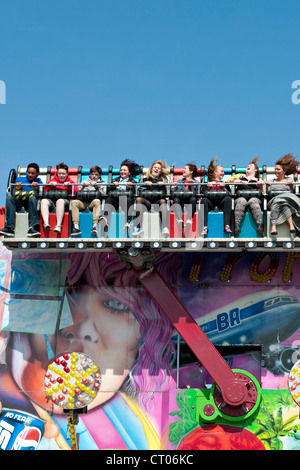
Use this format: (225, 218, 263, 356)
(0, 243, 300, 450)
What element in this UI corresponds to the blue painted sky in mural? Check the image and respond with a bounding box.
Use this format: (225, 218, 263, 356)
(1, 0, 300, 205)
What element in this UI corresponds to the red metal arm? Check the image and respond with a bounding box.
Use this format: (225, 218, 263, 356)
(134, 265, 249, 408)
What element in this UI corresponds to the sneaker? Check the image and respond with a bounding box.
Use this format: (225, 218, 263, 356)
(185, 219, 192, 228)
(27, 226, 41, 237)
(43, 223, 51, 231)
(234, 225, 241, 234)
(99, 216, 108, 231)
(162, 227, 170, 237)
(71, 228, 81, 237)
(124, 222, 131, 232)
(0, 227, 14, 237)
(132, 227, 143, 237)
(176, 219, 184, 226)
(91, 227, 98, 236)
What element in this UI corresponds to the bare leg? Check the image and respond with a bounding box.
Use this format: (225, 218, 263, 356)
(55, 199, 65, 227)
(40, 199, 50, 226)
(271, 224, 277, 233)
(287, 215, 295, 231)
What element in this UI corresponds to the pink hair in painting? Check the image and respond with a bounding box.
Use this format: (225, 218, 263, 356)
(66, 251, 181, 409)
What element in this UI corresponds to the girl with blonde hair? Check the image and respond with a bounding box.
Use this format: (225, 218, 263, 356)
(133, 159, 170, 237)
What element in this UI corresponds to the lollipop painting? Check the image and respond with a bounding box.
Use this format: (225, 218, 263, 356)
(44, 352, 101, 411)
(289, 359, 300, 407)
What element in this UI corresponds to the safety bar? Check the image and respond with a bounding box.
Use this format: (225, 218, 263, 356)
(6, 181, 299, 199)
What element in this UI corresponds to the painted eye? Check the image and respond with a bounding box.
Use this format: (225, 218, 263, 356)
(64, 332, 75, 341)
(103, 299, 130, 314)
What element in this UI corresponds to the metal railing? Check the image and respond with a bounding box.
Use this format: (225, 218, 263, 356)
(6, 180, 300, 198)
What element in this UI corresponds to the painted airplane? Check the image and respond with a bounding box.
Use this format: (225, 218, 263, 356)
(173, 290, 300, 375)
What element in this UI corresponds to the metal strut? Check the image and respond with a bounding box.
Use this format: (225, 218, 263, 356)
(119, 247, 260, 418)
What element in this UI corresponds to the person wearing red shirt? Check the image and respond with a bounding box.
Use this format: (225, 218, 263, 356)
(41, 162, 78, 233)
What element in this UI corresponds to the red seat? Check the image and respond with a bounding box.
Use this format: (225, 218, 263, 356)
(172, 167, 203, 183)
(0, 207, 5, 230)
(40, 213, 69, 238)
(170, 212, 199, 238)
(50, 167, 78, 177)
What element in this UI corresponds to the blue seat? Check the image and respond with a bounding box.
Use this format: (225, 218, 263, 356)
(80, 168, 110, 183)
(71, 212, 134, 238)
(235, 212, 264, 238)
(106, 212, 133, 238)
(72, 213, 97, 238)
(207, 212, 232, 238)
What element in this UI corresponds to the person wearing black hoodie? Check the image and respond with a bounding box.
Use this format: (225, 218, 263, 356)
(0, 163, 43, 237)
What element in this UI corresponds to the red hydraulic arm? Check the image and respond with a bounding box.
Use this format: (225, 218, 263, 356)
(122, 248, 260, 417)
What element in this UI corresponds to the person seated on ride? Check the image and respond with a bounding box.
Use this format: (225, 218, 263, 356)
(103, 159, 139, 232)
(170, 163, 199, 230)
(0, 163, 43, 238)
(200, 157, 232, 235)
(232, 157, 264, 235)
(265, 153, 300, 236)
(41, 162, 78, 233)
(132, 159, 170, 238)
(71, 165, 106, 237)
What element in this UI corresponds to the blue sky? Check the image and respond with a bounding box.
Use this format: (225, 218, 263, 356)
(1, 0, 300, 205)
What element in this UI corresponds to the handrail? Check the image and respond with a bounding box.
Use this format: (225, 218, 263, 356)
(7, 180, 300, 197)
